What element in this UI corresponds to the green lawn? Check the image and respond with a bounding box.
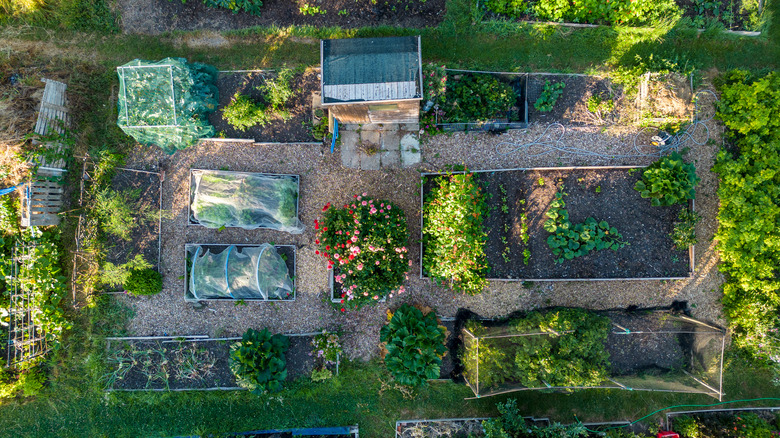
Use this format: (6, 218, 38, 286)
(1, 0, 780, 436)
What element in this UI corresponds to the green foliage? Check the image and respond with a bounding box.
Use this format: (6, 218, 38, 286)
(532, 0, 681, 25)
(93, 188, 153, 241)
(100, 254, 153, 288)
(299, 4, 326, 15)
(674, 415, 702, 438)
(59, 0, 119, 33)
(125, 268, 163, 296)
(534, 80, 565, 113)
(229, 328, 289, 394)
(714, 71, 780, 379)
(0, 366, 45, 399)
(258, 68, 295, 111)
(310, 331, 342, 367)
(464, 309, 611, 391)
(379, 304, 446, 387)
(317, 195, 409, 310)
(443, 74, 514, 122)
(635, 153, 700, 206)
(485, 0, 527, 19)
(544, 189, 627, 262)
(670, 209, 701, 250)
(311, 117, 329, 141)
(203, 0, 263, 16)
(222, 93, 270, 131)
(733, 413, 772, 438)
(423, 173, 489, 295)
(586, 94, 614, 118)
(310, 368, 333, 381)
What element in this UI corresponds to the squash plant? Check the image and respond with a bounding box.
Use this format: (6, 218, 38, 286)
(544, 189, 627, 262)
(229, 328, 289, 394)
(634, 153, 700, 206)
(380, 304, 447, 387)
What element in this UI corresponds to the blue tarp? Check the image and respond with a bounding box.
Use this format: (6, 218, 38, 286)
(0, 185, 18, 196)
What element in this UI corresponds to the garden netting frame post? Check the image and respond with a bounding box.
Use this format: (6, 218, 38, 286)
(6, 242, 50, 366)
(460, 309, 726, 400)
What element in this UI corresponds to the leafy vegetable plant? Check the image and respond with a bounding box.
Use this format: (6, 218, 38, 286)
(635, 153, 700, 206)
(534, 80, 565, 113)
(229, 328, 289, 394)
(443, 74, 514, 122)
(203, 0, 263, 16)
(222, 93, 269, 130)
(380, 304, 447, 387)
(423, 173, 489, 295)
(670, 209, 701, 250)
(544, 189, 627, 262)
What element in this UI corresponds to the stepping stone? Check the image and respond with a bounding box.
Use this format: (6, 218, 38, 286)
(360, 150, 381, 170)
(339, 131, 361, 168)
(382, 131, 401, 152)
(400, 133, 421, 167)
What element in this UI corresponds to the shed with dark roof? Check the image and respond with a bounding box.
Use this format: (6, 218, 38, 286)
(320, 36, 422, 124)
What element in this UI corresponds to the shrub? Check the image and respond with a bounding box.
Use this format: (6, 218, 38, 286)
(464, 309, 611, 390)
(485, 0, 527, 19)
(544, 189, 627, 262)
(635, 152, 700, 206)
(203, 0, 263, 16)
(670, 209, 701, 250)
(258, 68, 295, 112)
(422, 63, 447, 104)
(380, 304, 446, 386)
(100, 254, 153, 288)
(310, 331, 342, 368)
(674, 415, 702, 438)
(532, 0, 681, 26)
(534, 80, 565, 113)
(422, 173, 489, 295)
(94, 188, 147, 240)
(222, 93, 270, 130)
(311, 117, 329, 141)
(229, 328, 289, 394)
(733, 413, 772, 438)
(316, 194, 410, 310)
(443, 74, 515, 122)
(125, 268, 163, 296)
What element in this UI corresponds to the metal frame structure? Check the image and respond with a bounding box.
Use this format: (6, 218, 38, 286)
(6, 243, 50, 366)
(117, 64, 179, 129)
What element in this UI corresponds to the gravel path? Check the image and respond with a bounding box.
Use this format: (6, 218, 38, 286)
(118, 99, 725, 362)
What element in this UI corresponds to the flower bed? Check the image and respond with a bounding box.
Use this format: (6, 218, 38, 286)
(316, 194, 410, 311)
(189, 169, 302, 233)
(421, 166, 695, 283)
(667, 407, 780, 437)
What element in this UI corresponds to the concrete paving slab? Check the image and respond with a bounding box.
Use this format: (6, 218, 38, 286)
(400, 133, 421, 167)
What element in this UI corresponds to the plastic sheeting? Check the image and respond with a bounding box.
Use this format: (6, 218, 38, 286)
(190, 170, 304, 233)
(188, 244, 294, 301)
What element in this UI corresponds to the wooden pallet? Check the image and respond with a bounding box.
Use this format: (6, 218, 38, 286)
(33, 78, 69, 176)
(20, 180, 63, 227)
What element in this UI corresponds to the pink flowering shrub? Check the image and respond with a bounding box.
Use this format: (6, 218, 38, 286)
(315, 194, 410, 310)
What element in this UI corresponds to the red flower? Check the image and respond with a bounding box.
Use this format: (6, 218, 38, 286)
(326, 245, 331, 250)
(315, 250, 320, 255)
(340, 308, 346, 312)
(322, 202, 331, 212)
(315, 239, 320, 244)
(315, 223, 319, 230)
(348, 254, 354, 260)
(323, 227, 328, 231)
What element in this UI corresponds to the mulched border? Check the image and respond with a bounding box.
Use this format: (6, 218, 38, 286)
(420, 166, 695, 281)
(184, 243, 297, 302)
(105, 333, 324, 391)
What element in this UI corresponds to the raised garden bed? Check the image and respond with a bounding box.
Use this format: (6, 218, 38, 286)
(421, 167, 695, 281)
(395, 417, 550, 438)
(433, 71, 528, 132)
(207, 70, 319, 143)
(104, 333, 324, 391)
(188, 169, 302, 233)
(120, 0, 446, 34)
(184, 243, 296, 302)
(666, 407, 780, 437)
(459, 308, 725, 398)
(525, 73, 625, 126)
(476, 0, 764, 33)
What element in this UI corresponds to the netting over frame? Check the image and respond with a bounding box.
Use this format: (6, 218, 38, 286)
(117, 58, 218, 154)
(6, 243, 50, 366)
(462, 309, 725, 399)
(190, 170, 304, 233)
(187, 244, 294, 301)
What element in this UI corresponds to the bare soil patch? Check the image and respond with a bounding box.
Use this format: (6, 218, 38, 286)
(119, 0, 446, 35)
(526, 74, 626, 126)
(210, 70, 318, 143)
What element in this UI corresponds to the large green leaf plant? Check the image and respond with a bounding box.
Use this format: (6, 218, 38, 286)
(229, 328, 289, 394)
(380, 304, 447, 387)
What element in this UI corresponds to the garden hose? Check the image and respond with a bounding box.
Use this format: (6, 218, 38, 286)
(494, 90, 718, 161)
(575, 397, 780, 434)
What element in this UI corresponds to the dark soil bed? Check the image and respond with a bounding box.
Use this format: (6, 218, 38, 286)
(107, 335, 317, 390)
(437, 73, 527, 129)
(120, 0, 445, 35)
(105, 169, 162, 269)
(480, 0, 758, 32)
(422, 168, 692, 280)
(668, 408, 780, 437)
(209, 70, 318, 143)
(526, 74, 625, 126)
(605, 311, 686, 376)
